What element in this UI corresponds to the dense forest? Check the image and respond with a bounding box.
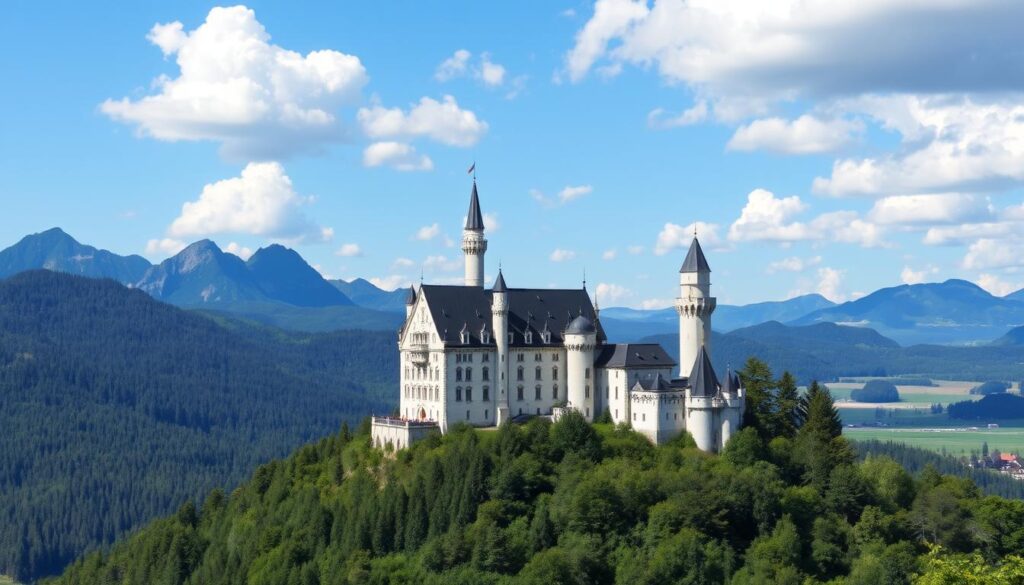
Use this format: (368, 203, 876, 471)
(52, 359, 1024, 585)
(0, 271, 398, 582)
(850, 380, 900, 403)
(948, 393, 1024, 420)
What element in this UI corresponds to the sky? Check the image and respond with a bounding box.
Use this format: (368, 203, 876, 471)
(3, 1, 1024, 307)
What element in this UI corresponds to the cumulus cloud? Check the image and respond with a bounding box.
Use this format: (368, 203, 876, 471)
(977, 273, 1024, 297)
(647, 101, 708, 129)
(415, 223, 442, 241)
(767, 255, 821, 274)
(166, 162, 331, 243)
(358, 95, 487, 147)
(145, 238, 187, 257)
(550, 249, 577, 262)
(596, 283, 632, 305)
(224, 242, 254, 260)
(793, 267, 847, 303)
(602, 249, 617, 260)
(435, 49, 471, 81)
(727, 115, 862, 154)
(479, 53, 506, 86)
(335, 243, 362, 257)
(423, 255, 461, 272)
(370, 275, 411, 290)
(101, 6, 368, 159)
(900, 265, 938, 285)
(362, 141, 433, 171)
(654, 221, 721, 256)
(962, 238, 1024, 271)
(392, 257, 415, 269)
(868, 193, 993, 225)
(435, 50, 515, 91)
(728, 189, 883, 247)
(559, 185, 593, 203)
(923, 222, 1017, 246)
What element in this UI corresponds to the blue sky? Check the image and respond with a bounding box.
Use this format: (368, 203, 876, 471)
(3, 1, 1024, 306)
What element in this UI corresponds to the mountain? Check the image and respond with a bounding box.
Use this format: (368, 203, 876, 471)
(0, 270, 397, 582)
(0, 227, 150, 283)
(791, 279, 1024, 345)
(246, 244, 353, 307)
(598, 293, 836, 341)
(53, 412, 1024, 584)
(331, 277, 409, 312)
(992, 325, 1024, 346)
(136, 239, 267, 305)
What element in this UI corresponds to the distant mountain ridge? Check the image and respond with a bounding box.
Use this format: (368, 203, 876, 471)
(330, 277, 409, 312)
(0, 228, 150, 284)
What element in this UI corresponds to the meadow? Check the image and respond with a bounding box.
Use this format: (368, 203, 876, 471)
(845, 427, 1024, 457)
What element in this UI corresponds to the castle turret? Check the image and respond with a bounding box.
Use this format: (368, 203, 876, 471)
(675, 238, 715, 378)
(492, 270, 511, 425)
(462, 180, 487, 287)
(404, 286, 416, 318)
(685, 346, 720, 452)
(564, 315, 597, 421)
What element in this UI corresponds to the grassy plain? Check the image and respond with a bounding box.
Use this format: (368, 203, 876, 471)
(845, 427, 1024, 457)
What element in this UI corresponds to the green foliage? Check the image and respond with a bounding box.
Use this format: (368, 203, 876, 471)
(970, 380, 1011, 395)
(852, 379, 901, 402)
(949, 392, 1024, 420)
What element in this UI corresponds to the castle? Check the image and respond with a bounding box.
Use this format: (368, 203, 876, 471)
(371, 180, 744, 452)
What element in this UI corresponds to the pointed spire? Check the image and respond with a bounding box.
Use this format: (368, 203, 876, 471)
(465, 180, 485, 230)
(680, 237, 711, 273)
(405, 285, 416, 305)
(492, 269, 507, 293)
(688, 346, 720, 397)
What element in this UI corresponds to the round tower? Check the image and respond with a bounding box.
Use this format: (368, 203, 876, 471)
(675, 237, 716, 376)
(404, 285, 416, 319)
(492, 270, 511, 425)
(462, 180, 487, 287)
(564, 315, 597, 421)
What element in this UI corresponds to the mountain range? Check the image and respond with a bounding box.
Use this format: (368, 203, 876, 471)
(7, 228, 1024, 345)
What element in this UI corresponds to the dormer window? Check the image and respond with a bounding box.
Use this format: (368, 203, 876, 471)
(524, 331, 533, 344)
(541, 331, 551, 343)
(480, 328, 490, 344)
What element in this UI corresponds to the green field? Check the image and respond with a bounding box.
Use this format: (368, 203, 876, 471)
(0, 576, 21, 585)
(845, 427, 1024, 457)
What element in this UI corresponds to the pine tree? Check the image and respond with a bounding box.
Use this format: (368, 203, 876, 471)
(775, 372, 801, 438)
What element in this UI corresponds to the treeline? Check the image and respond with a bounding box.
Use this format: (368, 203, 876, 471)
(52, 358, 1024, 584)
(0, 271, 398, 582)
(948, 393, 1024, 420)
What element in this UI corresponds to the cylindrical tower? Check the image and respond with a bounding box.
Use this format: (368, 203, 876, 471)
(564, 315, 597, 421)
(492, 270, 510, 425)
(675, 237, 715, 376)
(463, 180, 487, 287)
(404, 286, 416, 319)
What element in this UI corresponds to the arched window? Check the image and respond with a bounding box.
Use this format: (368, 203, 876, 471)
(456, 367, 463, 382)
(535, 385, 541, 400)
(482, 367, 490, 381)
(552, 366, 559, 380)
(517, 386, 524, 401)
(465, 367, 473, 381)
(517, 366, 524, 381)
(456, 387, 463, 401)
(535, 366, 542, 380)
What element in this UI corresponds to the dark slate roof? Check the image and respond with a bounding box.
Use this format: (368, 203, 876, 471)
(405, 286, 417, 305)
(723, 370, 741, 393)
(465, 181, 484, 230)
(680, 237, 711, 273)
(630, 372, 673, 392)
(594, 343, 677, 368)
(565, 315, 596, 335)
(688, 346, 720, 397)
(418, 284, 605, 347)
(492, 270, 507, 293)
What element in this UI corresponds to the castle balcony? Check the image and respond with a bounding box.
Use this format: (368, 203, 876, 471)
(409, 343, 429, 365)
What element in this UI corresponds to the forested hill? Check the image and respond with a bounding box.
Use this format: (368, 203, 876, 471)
(0, 271, 398, 582)
(53, 384, 1024, 585)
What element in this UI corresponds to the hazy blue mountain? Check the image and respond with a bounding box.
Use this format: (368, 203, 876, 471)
(0, 227, 150, 283)
(330, 277, 408, 312)
(136, 240, 266, 305)
(729, 320, 900, 350)
(790, 279, 1024, 345)
(991, 325, 1024, 346)
(1005, 288, 1024, 302)
(246, 244, 353, 307)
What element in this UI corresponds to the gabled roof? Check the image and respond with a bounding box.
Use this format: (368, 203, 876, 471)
(680, 237, 711, 273)
(492, 270, 507, 293)
(594, 343, 676, 368)
(465, 181, 484, 230)
(688, 346, 720, 397)
(417, 284, 605, 347)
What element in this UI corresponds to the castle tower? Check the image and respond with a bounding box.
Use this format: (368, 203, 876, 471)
(675, 238, 716, 378)
(462, 180, 487, 287)
(404, 286, 416, 318)
(685, 346, 720, 451)
(492, 270, 511, 425)
(564, 315, 597, 421)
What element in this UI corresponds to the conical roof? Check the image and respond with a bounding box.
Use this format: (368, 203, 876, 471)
(492, 269, 507, 293)
(465, 181, 484, 230)
(405, 286, 416, 305)
(565, 315, 596, 335)
(680, 237, 711, 273)
(688, 346, 720, 396)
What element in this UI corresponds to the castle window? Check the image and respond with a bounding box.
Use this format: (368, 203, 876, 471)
(517, 353, 525, 362)
(585, 385, 590, 399)
(517, 386, 524, 401)
(542, 331, 551, 343)
(553, 353, 559, 362)
(553, 384, 558, 399)
(456, 354, 462, 364)
(585, 368, 591, 379)
(633, 413, 636, 421)
(535, 366, 542, 381)
(467, 410, 470, 420)
(465, 367, 472, 381)
(552, 366, 559, 380)
(537, 408, 541, 415)
(525, 332, 533, 344)
(535, 353, 542, 361)
(481, 330, 490, 344)
(483, 386, 490, 401)
(615, 387, 619, 400)
(642, 413, 646, 422)
(586, 408, 590, 418)
(483, 353, 490, 362)
(456, 367, 463, 382)
(535, 385, 541, 400)
(466, 387, 473, 402)
(517, 366, 524, 381)
(485, 409, 489, 420)
(615, 409, 618, 419)
(456, 387, 462, 401)
(482, 367, 490, 381)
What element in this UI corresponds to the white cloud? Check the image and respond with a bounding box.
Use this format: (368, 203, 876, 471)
(812, 267, 845, 303)
(415, 223, 442, 241)
(963, 238, 1024, 271)
(977, 273, 1024, 297)
(335, 243, 362, 257)
(654, 221, 721, 256)
(647, 101, 708, 129)
(900, 265, 938, 285)
(602, 249, 617, 260)
(923, 222, 1017, 246)
(392, 257, 415, 269)
(167, 162, 330, 243)
(868, 193, 992, 225)
(145, 238, 187, 257)
(370, 275, 411, 290)
(224, 242, 254, 260)
(559, 185, 593, 203)
(362, 141, 433, 171)
(564, 0, 649, 84)
(435, 49, 471, 81)
(550, 249, 577, 262)
(101, 6, 367, 159)
(727, 115, 862, 154)
(728, 189, 884, 247)
(423, 255, 462, 272)
(483, 212, 500, 232)
(596, 283, 632, 305)
(638, 298, 674, 310)
(766, 255, 821, 274)
(479, 53, 506, 86)
(358, 95, 488, 147)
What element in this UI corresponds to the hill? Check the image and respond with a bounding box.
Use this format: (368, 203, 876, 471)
(53, 404, 1024, 584)
(246, 245, 353, 307)
(331, 277, 409, 312)
(0, 271, 397, 582)
(991, 325, 1024, 346)
(791, 279, 1024, 345)
(0, 228, 149, 284)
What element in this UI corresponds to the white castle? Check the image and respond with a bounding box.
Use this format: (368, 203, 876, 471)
(371, 180, 744, 452)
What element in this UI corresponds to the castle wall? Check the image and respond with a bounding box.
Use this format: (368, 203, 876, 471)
(630, 390, 686, 444)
